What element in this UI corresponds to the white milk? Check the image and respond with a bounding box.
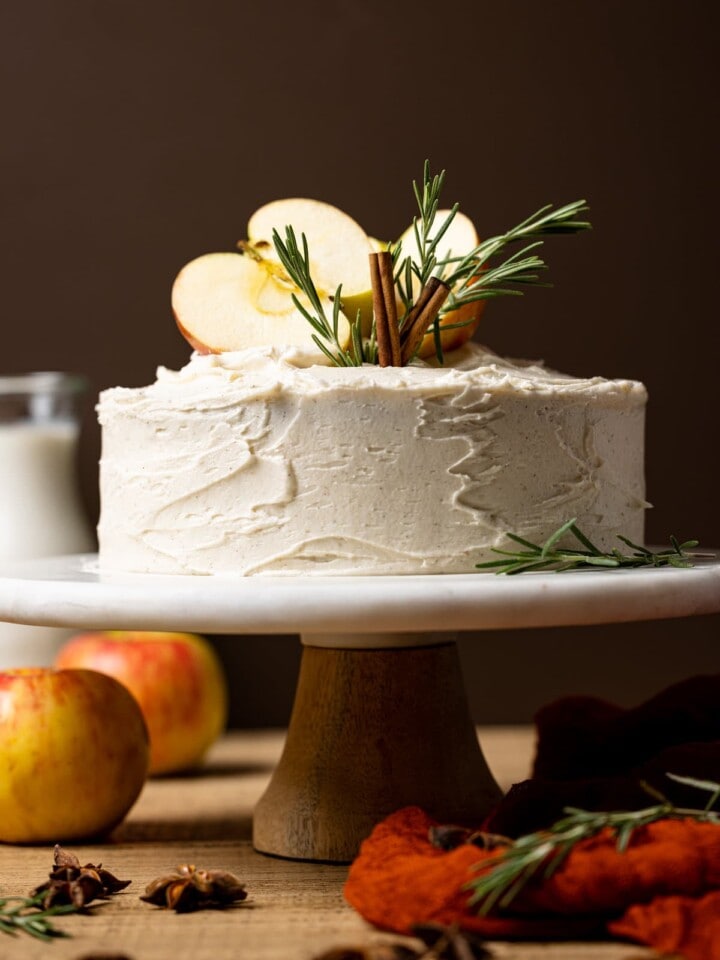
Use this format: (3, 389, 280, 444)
(0, 418, 95, 667)
(0, 421, 93, 557)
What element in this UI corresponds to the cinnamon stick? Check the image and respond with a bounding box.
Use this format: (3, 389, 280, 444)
(400, 277, 451, 364)
(370, 252, 401, 366)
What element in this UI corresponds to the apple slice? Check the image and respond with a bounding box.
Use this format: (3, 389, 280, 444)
(172, 251, 350, 356)
(248, 198, 376, 332)
(396, 209, 486, 357)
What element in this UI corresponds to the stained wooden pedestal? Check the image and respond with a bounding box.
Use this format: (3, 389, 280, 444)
(253, 634, 502, 862)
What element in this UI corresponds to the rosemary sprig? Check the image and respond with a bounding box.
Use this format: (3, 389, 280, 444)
(392, 164, 461, 350)
(476, 518, 706, 574)
(393, 164, 590, 363)
(0, 894, 76, 942)
(466, 773, 720, 915)
(440, 199, 590, 318)
(411, 163, 459, 286)
(271, 226, 363, 367)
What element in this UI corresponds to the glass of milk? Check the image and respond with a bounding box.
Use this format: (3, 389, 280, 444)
(0, 372, 95, 667)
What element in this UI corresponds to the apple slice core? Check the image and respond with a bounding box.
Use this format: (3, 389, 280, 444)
(172, 252, 350, 356)
(248, 198, 375, 330)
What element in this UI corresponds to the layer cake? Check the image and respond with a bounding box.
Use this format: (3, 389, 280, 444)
(97, 342, 647, 576)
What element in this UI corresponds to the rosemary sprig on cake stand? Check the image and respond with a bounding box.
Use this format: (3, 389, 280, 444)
(476, 518, 707, 574)
(465, 773, 720, 915)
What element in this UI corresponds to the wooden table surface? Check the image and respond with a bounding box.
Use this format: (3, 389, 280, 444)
(0, 728, 660, 960)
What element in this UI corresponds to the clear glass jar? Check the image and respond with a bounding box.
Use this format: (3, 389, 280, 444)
(0, 372, 95, 666)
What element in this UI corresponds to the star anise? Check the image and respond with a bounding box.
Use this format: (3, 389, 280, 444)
(140, 864, 247, 913)
(31, 845, 131, 909)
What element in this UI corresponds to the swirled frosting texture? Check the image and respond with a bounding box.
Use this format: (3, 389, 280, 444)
(97, 343, 648, 576)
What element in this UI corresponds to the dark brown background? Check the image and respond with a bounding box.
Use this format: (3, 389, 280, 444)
(2, 1, 718, 726)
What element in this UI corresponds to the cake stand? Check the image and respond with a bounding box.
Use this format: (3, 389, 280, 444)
(1, 553, 719, 862)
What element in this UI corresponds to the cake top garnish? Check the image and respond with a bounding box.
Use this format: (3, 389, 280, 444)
(172, 162, 591, 366)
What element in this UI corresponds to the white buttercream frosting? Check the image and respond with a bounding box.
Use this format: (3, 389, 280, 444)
(97, 343, 648, 576)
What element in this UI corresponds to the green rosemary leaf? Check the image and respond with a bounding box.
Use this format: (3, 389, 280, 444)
(352, 316, 364, 364)
(429, 317, 477, 332)
(666, 772, 720, 800)
(509, 202, 554, 234)
(475, 560, 518, 570)
(401, 256, 414, 313)
(638, 779, 671, 805)
(446, 288, 526, 303)
(616, 534, 652, 555)
(505, 532, 543, 551)
(425, 201, 460, 266)
(291, 293, 327, 336)
(542, 838, 576, 878)
(615, 820, 636, 853)
(332, 284, 343, 342)
(679, 539, 700, 550)
(312, 334, 348, 367)
(540, 517, 579, 557)
(582, 556, 621, 567)
(567, 523, 603, 555)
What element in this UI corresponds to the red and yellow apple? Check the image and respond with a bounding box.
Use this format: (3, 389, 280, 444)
(0, 667, 149, 842)
(55, 631, 228, 776)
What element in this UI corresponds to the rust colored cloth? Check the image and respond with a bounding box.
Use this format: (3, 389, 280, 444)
(486, 674, 720, 839)
(344, 806, 720, 959)
(608, 891, 720, 959)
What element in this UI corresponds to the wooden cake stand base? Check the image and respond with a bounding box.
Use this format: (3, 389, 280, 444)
(253, 633, 501, 862)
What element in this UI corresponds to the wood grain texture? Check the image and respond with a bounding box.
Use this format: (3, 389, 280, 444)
(0, 729, 657, 960)
(253, 643, 502, 861)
